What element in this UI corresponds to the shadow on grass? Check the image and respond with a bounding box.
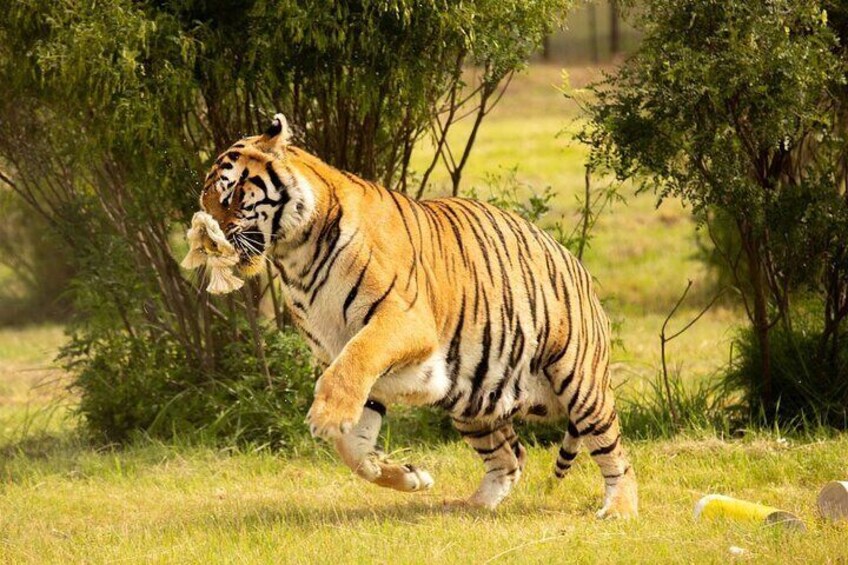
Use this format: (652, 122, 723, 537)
(183, 495, 595, 533)
(0, 433, 95, 480)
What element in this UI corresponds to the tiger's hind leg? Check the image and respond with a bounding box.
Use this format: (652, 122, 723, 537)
(452, 420, 525, 510)
(554, 421, 582, 478)
(334, 400, 434, 493)
(552, 363, 638, 519)
(579, 401, 638, 519)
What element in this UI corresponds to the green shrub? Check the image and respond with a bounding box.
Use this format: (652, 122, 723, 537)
(725, 308, 848, 429)
(66, 325, 315, 447)
(618, 373, 736, 439)
(581, 0, 848, 425)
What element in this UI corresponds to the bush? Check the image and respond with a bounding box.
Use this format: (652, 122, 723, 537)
(66, 325, 316, 446)
(618, 373, 736, 439)
(581, 0, 848, 425)
(725, 308, 848, 429)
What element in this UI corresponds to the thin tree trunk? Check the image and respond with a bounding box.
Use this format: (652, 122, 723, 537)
(610, 0, 620, 56)
(742, 227, 773, 417)
(588, 3, 599, 64)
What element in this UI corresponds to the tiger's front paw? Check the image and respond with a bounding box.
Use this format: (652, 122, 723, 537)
(306, 387, 364, 441)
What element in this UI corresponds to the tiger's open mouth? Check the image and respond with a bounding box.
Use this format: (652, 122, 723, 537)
(227, 230, 266, 268)
(226, 231, 268, 279)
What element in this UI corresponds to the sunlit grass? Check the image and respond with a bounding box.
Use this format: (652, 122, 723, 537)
(0, 325, 71, 442)
(1, 436, 846, 563)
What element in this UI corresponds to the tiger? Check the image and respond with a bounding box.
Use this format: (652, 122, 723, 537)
(193, 113, 638, 518)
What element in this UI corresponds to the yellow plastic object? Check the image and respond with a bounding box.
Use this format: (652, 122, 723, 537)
(694, 494, 806, 532)
(817, 481, 848, 522)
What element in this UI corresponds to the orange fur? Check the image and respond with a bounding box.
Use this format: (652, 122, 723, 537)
(194, 115, 637, 517)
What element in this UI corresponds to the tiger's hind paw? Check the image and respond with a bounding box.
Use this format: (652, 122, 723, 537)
(595, 472, 638, 520)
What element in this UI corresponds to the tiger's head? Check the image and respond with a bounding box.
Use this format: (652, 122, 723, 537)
(198, 114, 316, 278)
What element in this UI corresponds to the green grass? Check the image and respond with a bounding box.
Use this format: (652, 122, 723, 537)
(0, 325, 70, 441)
(2, 65, 846, 563)
(1, 436, 847, 563)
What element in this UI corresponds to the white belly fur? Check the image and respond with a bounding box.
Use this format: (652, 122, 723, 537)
(369, 350, 451, 406)
(368, 348, 566, 423)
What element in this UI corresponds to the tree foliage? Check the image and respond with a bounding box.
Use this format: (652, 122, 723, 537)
(582, 0, 848, 425)
(0, 0, 567, 443)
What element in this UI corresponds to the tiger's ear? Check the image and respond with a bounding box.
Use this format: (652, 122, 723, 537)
(261, 113, 291, 153)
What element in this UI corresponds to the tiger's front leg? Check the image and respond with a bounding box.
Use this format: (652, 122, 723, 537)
(333, 399, 434, 492)
(306, 302, 437, 440)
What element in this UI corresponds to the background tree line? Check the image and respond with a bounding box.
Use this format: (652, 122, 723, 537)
(0, 0, 568, 444)
(583, 0, 848, 426)
(0, 0, 845, 445)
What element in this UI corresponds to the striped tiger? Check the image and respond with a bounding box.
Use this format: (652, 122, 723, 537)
(194, 114, 638, 518)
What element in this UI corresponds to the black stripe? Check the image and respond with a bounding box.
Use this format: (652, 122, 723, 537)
(556, 371, 575, 396)
(528, 404, 548, 417)
(484, 371, 509, 416)
(574, 392, 599, 426)
(451, 201, 495, 282)
(588, 410, 617, 437)
(343, 251, 372, 323)
(300, 161, 334, 190)
(558, 446, 577, 461)
(364, 399, 387, 417)
(308, 231, 358, 305)
(387, 191, 418, 292)
(363, 276, 397, 326)
(457, 428, 495, 439)
(427, 202, 470, 269)
(298, 326, 327, 352)
(474, 439, 508, 456)
(589, 436, 620, 457)
(248, 175, 267, 191)
(265, 162, 283, 189)
(302, 203, 342, 279)
(462, 303, 492, 418)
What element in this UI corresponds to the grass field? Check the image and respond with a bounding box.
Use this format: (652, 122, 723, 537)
(1, 65, 847, 563)
(2, 433, 847, 563)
